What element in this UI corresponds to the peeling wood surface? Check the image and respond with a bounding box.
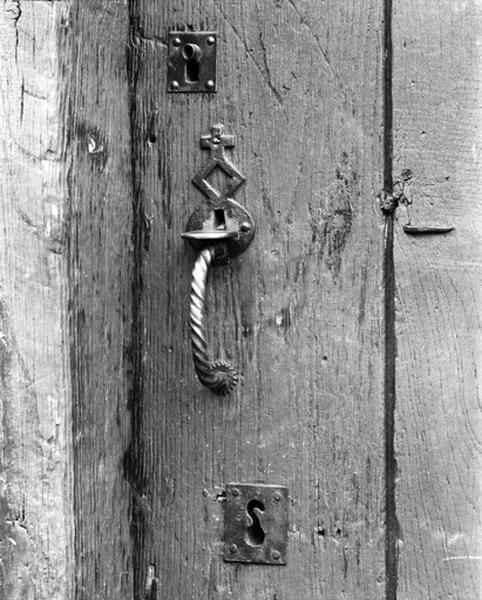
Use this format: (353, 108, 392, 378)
(392, 1, 482, 598)
(127, 1, 386, 598)
(0, 1, 73, 598)
(60, 1, 135, 598)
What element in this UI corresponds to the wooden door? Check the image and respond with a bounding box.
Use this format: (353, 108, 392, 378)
(0, 1, 480, 599)
(124, 1, 386, 598)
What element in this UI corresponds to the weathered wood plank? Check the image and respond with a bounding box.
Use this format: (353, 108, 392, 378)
(60, 1, 134, 598)
(0, 1, 73, 598)
(128, 1, 386, 598)
(392, 1, 482, 598)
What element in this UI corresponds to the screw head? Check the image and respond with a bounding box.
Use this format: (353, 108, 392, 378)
(170, 80, 179, 91)
(240, 222, 251, 233)
(206, 79, 215, 90)
(272, 492, 281, 502)
(228, 543, 238, 554)
(271, 549, 281, 560)
(231, 487, 240, 497)
(172, 37, 181, 47)
(207, 35, 216, 45)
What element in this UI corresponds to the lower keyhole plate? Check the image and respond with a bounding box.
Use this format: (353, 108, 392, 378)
(224, 483, 289, 565)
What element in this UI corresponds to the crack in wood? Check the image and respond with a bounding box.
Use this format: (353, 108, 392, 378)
(285, 0, 345, 99)
(211, 0, 285, 108)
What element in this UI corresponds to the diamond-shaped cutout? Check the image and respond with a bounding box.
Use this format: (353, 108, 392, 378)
(193, 158, 245, 202)
(204, 165, 235, 199)
(192, 124, 245, 202)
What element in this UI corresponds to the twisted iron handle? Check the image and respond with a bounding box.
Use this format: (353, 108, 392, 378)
(189, 246, 238, 394)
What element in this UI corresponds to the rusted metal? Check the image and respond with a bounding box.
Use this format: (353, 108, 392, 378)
(182, 202, 254, 263)
(192, 123, 245, 201)
(403, 224, 455, 235)
(187, 247, 238, 395)
(182, 124, 254, 394)
(224, 483, 289, 565)
(168, 31, 217, 93)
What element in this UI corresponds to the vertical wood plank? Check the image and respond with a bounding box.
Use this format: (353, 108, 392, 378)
(0, 2, 73, 598)
(61, 1, 134, 597)
(128, 1, 386, 598)
(392, 2, 482, 598)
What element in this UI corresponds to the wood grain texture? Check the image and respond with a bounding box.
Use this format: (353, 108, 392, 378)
(127, 1, 386, 597)
(0, 1, 73, 598)
(60, 1, 134, 598)
(392, 1, 482, 598)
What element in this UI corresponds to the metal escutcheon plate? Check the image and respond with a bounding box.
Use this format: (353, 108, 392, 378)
(224, 483, 289, 565)
(168, 31, 217, 93)
(183, 200, 255, 263)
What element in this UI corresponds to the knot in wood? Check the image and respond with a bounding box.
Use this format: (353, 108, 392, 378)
(378, 190, 398, 214)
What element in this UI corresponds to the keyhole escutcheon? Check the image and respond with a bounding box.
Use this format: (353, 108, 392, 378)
(224, 483, 288, 565)
(245, 499, 266, 547)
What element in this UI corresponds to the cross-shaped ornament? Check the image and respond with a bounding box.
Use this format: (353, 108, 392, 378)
(200, 123, 234, 151)
(192, 123, 245, 204)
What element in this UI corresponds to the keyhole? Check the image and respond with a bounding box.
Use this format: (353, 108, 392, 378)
(245, 499, 266, 547)
(213, 208, 226, 230)
(182, 43, 201, 83)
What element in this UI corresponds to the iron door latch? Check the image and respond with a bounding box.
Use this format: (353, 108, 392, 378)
(182, 124, 255, 395)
